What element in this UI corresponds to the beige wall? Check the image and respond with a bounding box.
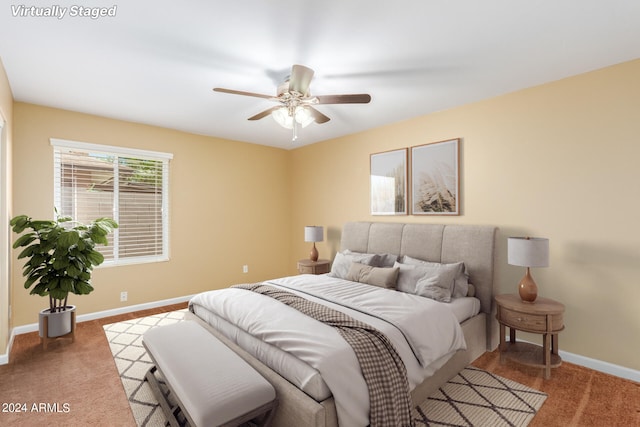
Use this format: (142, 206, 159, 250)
(290, 59, 640, 371)
(7, 59, 639, 373)
(11, 103, 292, 327)
(0, 59, 14, 355)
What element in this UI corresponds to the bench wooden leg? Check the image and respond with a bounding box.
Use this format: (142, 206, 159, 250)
(144, 366, 181, 427)
(219, 398, 279, 427)
(146, 363, 278, 427)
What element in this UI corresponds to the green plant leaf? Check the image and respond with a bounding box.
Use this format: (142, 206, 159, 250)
(28, 253, 47, 268)
(49, 288, 68, 300)
(30, 283, 49, 296)
(30, 220, 56, 231)
(96, 217, 119, 229)
(17, 244, 39, 259)
(47, 277, 60, 290)
(66, 263, 81, 278)
(10, 215, 30, 233)
(60, 277, 74, 292)
(86, 250, 104, 266)
(94, 235, 109, 245)
(58, 230, 80, 248)
(12, 233, 36, 249)
(24, 275, 38, 289)
(74, 281, 94, 295)
(52, 256, 70, 270)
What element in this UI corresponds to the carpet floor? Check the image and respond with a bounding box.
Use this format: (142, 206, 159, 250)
(1, 302, 639, 426)
(103, 310, 546, 427)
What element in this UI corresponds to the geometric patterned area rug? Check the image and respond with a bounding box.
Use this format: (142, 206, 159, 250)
(414, 366, 547, 427)
(104, 310, 546, 427)
(103, 309, 188, 427)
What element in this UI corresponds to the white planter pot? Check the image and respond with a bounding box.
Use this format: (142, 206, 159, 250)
(38, 305, 76, 338)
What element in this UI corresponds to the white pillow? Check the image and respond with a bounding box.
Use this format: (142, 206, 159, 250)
(401, 255, 469, 298)
(328, 251, 379, 279)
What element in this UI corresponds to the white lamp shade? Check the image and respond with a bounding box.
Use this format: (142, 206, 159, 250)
(304, 226, 324, 243)
(508, 237, 549, 268)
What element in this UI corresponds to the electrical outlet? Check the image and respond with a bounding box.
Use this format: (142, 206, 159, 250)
(120, 291, 128, 302)
(242, 265, 249, 273)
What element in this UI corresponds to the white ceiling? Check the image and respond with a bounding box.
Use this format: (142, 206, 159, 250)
(2, 1, 639, 149)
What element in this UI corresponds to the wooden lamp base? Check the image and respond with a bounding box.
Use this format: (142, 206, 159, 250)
(518, 267, 538, 302)
(309, 243, 319, 262)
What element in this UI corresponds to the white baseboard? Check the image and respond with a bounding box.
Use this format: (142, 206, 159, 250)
(1, 294, 194, 364)
(0, 332, 14, 365)
(559, 349, 640, 383)
(507, 338, 640, 384)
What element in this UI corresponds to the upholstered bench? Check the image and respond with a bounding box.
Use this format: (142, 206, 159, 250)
(143, 321, 277, 427)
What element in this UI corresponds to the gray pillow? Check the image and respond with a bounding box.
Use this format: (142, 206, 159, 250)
(329, 251, 379, 279)
(414, 268, 455, 302)
(401, 255, 469, 298)
(394, 261, 455, 302)
(344, 250, 398, 267)
(346, 262, 399, 289)
(394, 262, 432, 294)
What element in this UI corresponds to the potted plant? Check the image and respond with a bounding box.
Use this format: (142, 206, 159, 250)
(10, 212, 118, 340)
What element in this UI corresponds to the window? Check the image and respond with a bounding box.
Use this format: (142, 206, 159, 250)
(51, 139, 173, 266)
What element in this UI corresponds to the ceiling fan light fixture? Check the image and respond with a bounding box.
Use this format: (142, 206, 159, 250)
(271, 107, 294, 129)
(271, 106, 315, 129)
(295, 107, 315, 128)
(214, 64, 370, 139)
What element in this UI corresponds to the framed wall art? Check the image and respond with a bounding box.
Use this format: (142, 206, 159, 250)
(411, 138, 460, 215)
(370, 148, 407, 215)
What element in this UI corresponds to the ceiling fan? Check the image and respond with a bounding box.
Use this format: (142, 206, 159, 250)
(213, 65, 371, 140)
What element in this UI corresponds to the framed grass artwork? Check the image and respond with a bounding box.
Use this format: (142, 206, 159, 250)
(411, 139, 460, 215)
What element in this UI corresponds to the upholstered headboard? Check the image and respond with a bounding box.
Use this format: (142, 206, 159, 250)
(340, 222, 497, 315)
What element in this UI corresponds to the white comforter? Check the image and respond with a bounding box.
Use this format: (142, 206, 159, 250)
(189, 274, 466, 427)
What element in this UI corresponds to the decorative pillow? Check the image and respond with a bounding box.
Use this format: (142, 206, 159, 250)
(394, 262, 431, 294)
(393, 261, 454, 301)
(401, 255, 469, 298)
(328, 251, 379, 279)
(415, 274, 453, 302)
(344, 250, 398, 268)
(346, 262, 399, 289)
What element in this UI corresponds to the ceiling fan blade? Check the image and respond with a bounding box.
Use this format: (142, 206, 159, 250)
(289, 65, 314, 96)
(307, 107, 331, 124)
(213, 87, 273, 100)
(315, 94, 372, 104)
(248, 106, 281, 121)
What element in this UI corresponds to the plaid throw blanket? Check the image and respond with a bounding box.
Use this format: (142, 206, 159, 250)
(233, 283, 414, 427)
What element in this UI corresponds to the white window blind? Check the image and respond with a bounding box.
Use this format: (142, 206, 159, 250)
(51, 139, 172, 265)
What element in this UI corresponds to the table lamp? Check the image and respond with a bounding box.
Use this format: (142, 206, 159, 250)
(304, 226, 324, 262)
(507, 237, 549, 302)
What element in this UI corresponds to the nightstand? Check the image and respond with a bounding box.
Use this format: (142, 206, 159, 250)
(495, 294, 565, 379)
(297, 259, 330, 275)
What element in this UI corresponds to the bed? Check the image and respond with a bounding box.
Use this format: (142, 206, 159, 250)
(186, 221, 497, 427)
